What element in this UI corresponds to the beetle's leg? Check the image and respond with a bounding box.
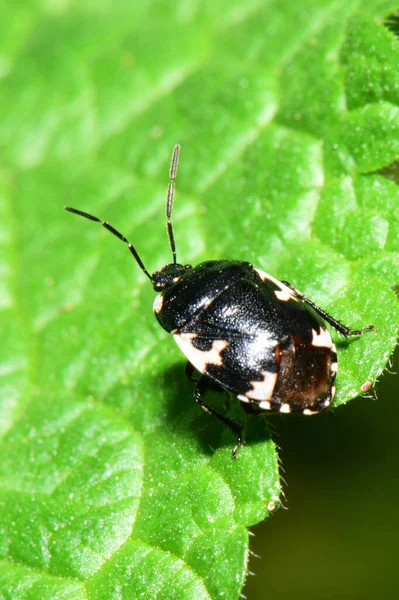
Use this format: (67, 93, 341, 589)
(223, 392, 231, 412)
(187, 362, 231, 414)
(185, 361, 198, 382)
(195, 375, 243, 457)
(280, 281, 375, 337)
(241, 400, 263, 415)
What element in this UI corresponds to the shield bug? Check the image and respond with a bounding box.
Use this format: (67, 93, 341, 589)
(65, 145, 374, 455)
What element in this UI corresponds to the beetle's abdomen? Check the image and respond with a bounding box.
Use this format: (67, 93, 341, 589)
(206, 330, 337, 414)
(269, 334, 337, 413)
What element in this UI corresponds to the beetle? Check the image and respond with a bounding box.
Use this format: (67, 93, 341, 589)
(65, 145, 374, 455)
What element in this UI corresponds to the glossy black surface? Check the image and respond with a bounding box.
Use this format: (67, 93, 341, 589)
(155, 260, 335, 411)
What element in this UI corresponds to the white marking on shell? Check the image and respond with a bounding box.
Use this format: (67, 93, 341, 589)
(279, 403, 291, 413)
(267, 501, 276, 511)
(331, 385, 336, 400)
(331, 342, 337, 354)
(237, 394, 250, 403)
(311, 328, 333, 349)
(303, 408, 319, 415)
(330, 362, 338, 373)
(245, 371, 278, 401)
(153, 294, 164, 314)
(275, 290, 292, 301)
(254, 268, 297, 301)
(173, 332, 229, 374)
(259, 400, 271, 410)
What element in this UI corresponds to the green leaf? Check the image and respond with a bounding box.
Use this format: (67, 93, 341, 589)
(341, 101, 399, 172)
(0, 2, 398, 599)
(341, 11, 399, 110)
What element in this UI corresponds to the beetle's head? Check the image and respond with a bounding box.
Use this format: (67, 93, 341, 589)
(152, 263, 192, 291)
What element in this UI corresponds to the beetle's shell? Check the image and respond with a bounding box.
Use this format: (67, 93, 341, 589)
(154, 260, 337, 414)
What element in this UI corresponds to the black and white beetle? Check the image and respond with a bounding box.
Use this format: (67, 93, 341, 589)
(65, 145, 373, 455)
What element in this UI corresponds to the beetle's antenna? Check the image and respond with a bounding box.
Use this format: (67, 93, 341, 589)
(64, 206, 153, 281)
(166, 144, 180, 264)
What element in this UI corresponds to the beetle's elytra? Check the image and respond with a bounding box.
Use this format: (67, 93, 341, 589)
(65, 145, 374, 456)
